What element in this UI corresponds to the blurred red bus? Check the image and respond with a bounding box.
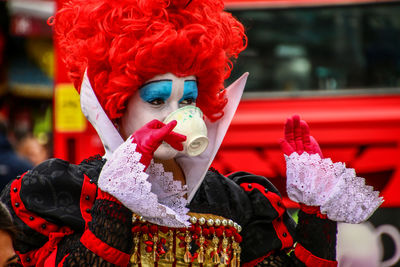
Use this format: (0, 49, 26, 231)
(54, 0, 400, 207)
(213, 0, 400, 207)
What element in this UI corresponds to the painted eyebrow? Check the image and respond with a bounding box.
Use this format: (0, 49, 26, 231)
(140, 79, 172, 88)
(6, 254, 19, 263)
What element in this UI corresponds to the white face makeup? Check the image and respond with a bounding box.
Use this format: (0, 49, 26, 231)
(120, 73, 197, 159)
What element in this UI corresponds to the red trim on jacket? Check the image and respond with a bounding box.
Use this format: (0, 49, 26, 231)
(241, 182, 293, 249)
(240, 183, 285, 216)
(299, 203, 328, 219)
(57, 254, 69, 267)
(17, 226, 73, 267)
(242, 251, 273, 267)
(96, 188, 122, 204)
(272, 217, 293, 249)
(295, 243, 338, 267)
(10, 173, 60, 236)
(80, 228, 130, 266)
(80, 174, 98, 223)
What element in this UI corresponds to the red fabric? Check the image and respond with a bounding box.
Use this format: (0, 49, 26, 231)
(18, 227, 73, 267)
(240, 183, 285, 216)
(96, 188, 121, 204)
(272, 218, 293, 249)
(132, 120, 186, 169)
(57, 254, 69, 267)
(280, 115, 323, 158)
(44, 247, 58, 266)
(241, 182, 294, 249)
(10, 173, 60, 236)
(242, 251, 272, 267)
(295, 243, 338, 267)
(80, 174, 98, 223)
(80, 228, 130, 266)
(299, 203, 328, 219)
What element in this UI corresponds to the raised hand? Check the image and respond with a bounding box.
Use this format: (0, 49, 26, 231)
(279, 115, 323, 158)
(132, 119, 186, 167)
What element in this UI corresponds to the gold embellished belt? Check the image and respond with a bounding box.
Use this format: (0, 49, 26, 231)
(130, 212, 243, 266)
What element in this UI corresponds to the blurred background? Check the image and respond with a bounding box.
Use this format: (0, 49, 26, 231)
(0, 0, 400, 265)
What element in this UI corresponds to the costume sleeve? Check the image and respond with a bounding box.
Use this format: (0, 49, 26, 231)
(0, 159, 84, 266)
(0, 157, 134, 266)
(229, 172, 338, 267)
(251, 211, 337, 267)
(57, 190, 133, 266)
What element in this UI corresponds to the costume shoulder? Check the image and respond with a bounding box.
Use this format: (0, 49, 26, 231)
(20, 156, 104, 229)
(189, 169, 296, 264)
(0, 156, 104, 255)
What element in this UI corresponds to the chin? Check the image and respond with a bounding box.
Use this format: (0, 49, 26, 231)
(154, 143, 178, 160)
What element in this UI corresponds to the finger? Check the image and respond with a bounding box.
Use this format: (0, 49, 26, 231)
(310, 136, 323, 158)
(164, 132, 186, 151)
(146, 119, 165, 129)
(152, 120, 177, 140)
(164, 137, 185, 151)
(293, 115, 304, 154)
(279, 138, 295, 155)
(164, 120, 178, 132)
(168, 131, 186, 142)
(164, 132, 186, 147)
(284, 117, 296, 148)
(300, 120, 312, 152)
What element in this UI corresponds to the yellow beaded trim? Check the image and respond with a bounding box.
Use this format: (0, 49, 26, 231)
(130, 213, 242, 266)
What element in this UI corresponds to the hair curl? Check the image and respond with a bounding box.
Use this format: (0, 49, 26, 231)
(54, 0, 246, 121)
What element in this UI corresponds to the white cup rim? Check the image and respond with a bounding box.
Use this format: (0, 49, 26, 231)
(164, 106, 203, 124)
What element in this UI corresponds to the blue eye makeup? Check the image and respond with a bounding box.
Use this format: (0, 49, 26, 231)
(140, 80, 172, 104)
(180, 80, 198, 103)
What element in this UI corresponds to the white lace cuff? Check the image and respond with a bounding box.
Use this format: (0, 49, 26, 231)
(285, 152, 383, 223)
(98, 137, 190, 228)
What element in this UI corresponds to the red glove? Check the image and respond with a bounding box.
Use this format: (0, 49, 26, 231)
(131, 119, 186, 169)
(280, 115, 325, 217)
(279, 114, 323, 158)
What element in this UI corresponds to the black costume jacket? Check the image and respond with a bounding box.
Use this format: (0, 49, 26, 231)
(1, 155, 337, 266)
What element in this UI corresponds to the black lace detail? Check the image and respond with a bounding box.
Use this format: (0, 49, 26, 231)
(56, 199, 133, 265)
(62, 239, 117, 266)
(88, 199, 133, 253)
(81, 154, 103, 164)
(296, 210, 337, 260)
(79, 155, 106, 185)
(255, 250, 306, 267)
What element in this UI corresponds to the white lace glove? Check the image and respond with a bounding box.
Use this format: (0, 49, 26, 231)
(285, 152, 383, 223)
(97, 127, 190, 228)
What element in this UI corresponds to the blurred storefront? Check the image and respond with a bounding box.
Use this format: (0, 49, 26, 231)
(0, 0, 53, 162)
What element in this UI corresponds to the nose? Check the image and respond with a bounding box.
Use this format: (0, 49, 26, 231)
(161, 101, 180, 122)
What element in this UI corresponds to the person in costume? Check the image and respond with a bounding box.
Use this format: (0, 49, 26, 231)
(0, 0, 382, 266)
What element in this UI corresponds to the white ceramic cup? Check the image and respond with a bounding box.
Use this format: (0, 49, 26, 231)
(163, 106, 209, 157)
(337, 222, 400, 267)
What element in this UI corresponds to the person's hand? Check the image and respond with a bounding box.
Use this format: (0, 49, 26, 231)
(132, 119, 186, 167)
(279, 114, 323, 158)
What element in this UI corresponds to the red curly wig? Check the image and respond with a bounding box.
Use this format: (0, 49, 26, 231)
(54, 0, 247, 121)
